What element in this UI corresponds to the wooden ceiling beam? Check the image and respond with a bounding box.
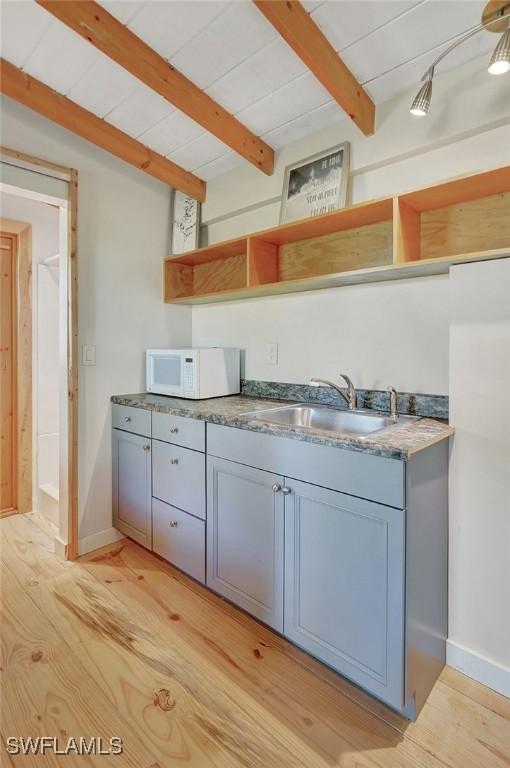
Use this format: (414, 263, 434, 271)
(0, 58, 206, 201)
(253, 0, 376, 136)
(36, 0, 275, 175)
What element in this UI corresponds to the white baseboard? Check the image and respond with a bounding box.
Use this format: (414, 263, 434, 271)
(447, 640, 510, 699)
(78, 527, 125, 556)
(54, 535, 68, 560)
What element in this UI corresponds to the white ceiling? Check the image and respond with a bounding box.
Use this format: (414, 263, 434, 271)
(0, 0, 497, 181)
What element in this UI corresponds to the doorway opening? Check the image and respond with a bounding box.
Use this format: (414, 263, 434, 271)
(0, 147, 77, 559)
(0, 221, 31, 518)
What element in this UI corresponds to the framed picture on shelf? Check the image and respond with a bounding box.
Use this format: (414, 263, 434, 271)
(279, 142, 350, 225)
(171, 190, 200, 255)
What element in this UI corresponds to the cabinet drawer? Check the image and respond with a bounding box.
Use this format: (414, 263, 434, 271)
(112, 404, 151, 438)
(152, 411, 205, 452)
(152, 498, 205, 583)
(152, 440, 206, 519)
(208, 424, 404, 509)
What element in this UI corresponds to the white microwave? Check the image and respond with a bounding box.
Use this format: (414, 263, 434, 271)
(146, 348, 240, 399)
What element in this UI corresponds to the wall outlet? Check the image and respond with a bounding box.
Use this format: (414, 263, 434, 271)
(267, 342, 278, 365)
(82, 344, 96, 366)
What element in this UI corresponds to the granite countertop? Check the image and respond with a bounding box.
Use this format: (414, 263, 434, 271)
(111, 393, 453, 461)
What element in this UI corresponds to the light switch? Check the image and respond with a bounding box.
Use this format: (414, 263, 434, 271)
(267, 342, 278, 365)
(82, 345, 96, 366)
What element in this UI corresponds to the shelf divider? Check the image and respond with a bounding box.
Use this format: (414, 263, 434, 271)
(393, 198, 421, 264)
(247, 238, 279, 286)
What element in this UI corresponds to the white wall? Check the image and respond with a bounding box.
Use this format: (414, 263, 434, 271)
(195, 277, 450, 394)
(449, 259, 510, 690)
(1, 192, 59, 258)
(193, 54, 510, 692)
(194, 55, 510, 396)
(0, 97, 192, 549)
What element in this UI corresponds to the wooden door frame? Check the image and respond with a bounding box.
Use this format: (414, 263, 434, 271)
(0, 232, 17, 517)
(1, 146, 78, 560)
(0, 222, 32, 517)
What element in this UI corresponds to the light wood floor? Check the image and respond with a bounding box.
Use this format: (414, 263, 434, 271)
(1, 512, 509, 767)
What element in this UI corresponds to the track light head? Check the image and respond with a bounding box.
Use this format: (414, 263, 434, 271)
(410, 74, 433, 117)
(488, 25, 510, 74)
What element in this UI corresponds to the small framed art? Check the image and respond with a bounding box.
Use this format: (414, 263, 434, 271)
(279, 142, 350, 225)
(171, 190, 200, 254)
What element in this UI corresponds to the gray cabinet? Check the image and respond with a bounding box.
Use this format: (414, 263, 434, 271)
(152, 498, 205, 583)
(112, 428, 152, 548)
(112, 404, 447, 718)
(283, 478, 405, 710)
(207, 456, 284, 631)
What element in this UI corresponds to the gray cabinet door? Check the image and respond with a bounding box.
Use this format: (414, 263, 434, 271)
(207, 457, 284, 631)
(112, 428, 152, 548)
(284, 479, 405, 710)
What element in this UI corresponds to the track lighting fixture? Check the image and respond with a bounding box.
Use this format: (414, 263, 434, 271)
(410, 2, 510, 117)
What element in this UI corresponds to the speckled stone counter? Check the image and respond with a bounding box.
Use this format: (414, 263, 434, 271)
(241, 380, 449, 419)
(111, 392, 453, 461)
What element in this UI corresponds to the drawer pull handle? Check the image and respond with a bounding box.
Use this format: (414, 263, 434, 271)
(142, 444, 151, 452)
(169, 427, 179, 434)
(281, 486, 292, 495)
(170, 458, 179, 465)
(272, 484, 281, 493)
(169, 521, 178, 528)
(124, 416, 131, 423)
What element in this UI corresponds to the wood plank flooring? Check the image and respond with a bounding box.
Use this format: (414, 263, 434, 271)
(1, 512, 509, 767)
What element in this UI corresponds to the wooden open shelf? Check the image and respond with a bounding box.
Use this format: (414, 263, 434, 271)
(164, 165, 510, 304)
(164, 238, 248, 300)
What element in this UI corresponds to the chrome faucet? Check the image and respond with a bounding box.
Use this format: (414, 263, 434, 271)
(387, 386, 398, 419)
(310, 374, 356, 410)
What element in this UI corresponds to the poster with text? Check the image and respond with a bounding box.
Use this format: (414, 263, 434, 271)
(280, 144, 350, 225)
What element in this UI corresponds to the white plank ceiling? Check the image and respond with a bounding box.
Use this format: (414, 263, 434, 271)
(0, 0, 496, 181)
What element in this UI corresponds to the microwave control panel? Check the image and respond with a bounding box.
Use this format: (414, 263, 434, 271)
(183, 358, 195, 396)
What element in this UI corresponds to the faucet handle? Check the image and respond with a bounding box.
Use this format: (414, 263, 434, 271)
(338, 373, 354, 389)
(387, 386, 398, 418)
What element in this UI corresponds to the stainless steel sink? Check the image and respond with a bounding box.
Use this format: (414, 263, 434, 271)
(241, 404, 418, 438)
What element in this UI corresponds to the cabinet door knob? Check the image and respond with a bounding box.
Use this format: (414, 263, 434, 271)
(272, 483, 282, 493)
(281, 486, 292, 495)
(170, 458, 179, 465)
(169, 520, 178, 528)
(142, 444, 151, 451)
(169, 427, 178, 434)
(124, 416, 131, 423)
